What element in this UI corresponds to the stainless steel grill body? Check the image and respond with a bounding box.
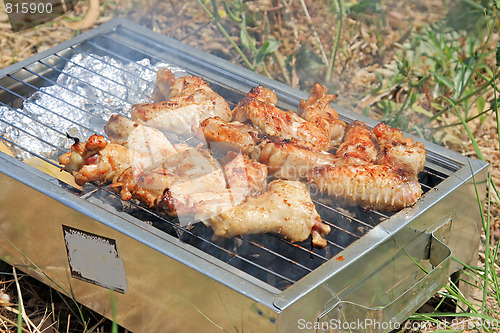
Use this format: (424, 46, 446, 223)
(0, 19, 488, 332)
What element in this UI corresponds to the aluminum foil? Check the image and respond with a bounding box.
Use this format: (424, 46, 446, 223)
(0, 53, 186, 160)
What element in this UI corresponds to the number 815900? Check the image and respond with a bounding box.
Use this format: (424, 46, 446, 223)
(5, 1, 53, 14)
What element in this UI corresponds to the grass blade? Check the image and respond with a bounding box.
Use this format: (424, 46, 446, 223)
(110, 290, 118, 333)
(442, 96, 484, 161)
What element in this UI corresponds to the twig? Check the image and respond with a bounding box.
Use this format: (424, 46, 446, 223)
(34, 308, 55, 333)
(50, 301, 56, 331)
(12, 267, 30, 333)
(298, 0, 328, 66)
(65, 0, 100, 30)
(66, 314, 70, 333)
(86, 317, 106, 332)
(1, 317, 9, 332)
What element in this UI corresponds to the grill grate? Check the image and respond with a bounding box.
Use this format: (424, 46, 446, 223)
(0, 24, 450, 291)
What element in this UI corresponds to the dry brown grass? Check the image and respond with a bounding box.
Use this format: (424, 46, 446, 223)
(0, 263, 130, 332)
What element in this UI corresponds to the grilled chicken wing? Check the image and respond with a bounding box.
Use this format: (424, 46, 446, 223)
(206, 180, 330, 248)
(306, 122, 425, 211)
(257, 140, 336, 180)
(114, 167, 181, 206)
(104, 114, 176, 163)
(234, 94, 331, 151)
(194, 116, 263, 155)
(255, 121, 377, 180)
(246, 85, 278, 105)
(307, 165, 422, 211)
(89, 146, 229, 214)
(335, 121, 378, 165)
(157, 151, 266, 214)
(117, 150, 267, 222)
(186, 152, 268, 221)
(132, 73, 232, 135)
(298, 84, 346, 145)
(221, 151, 268, 197)
(59, 134, 154, 186)
(127, 165, 228, 212)
(151, 68, 207, 102)
(374, 122, 426, 179)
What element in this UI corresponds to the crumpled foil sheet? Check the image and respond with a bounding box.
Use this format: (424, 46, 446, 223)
(0, 53, 185, 160)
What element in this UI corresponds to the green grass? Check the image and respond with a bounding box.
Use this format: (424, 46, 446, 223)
(371, 1, 499, 143)
(196, 0, 279, 78)
(395, 1, 499, 326)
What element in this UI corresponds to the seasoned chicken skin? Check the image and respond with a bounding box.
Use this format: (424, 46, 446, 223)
(59, 134, 154, 186)
(221, 151, 268, 197)
(187, 153, 268, 221)
(306, 121, 425, 211)
(117, 147, 227, 206)
(255, 122, 377, 180)
(132, 72, 232, 135)
(257, 140, 336, 180)
(234, 94, 332, 151)
(115, 149, 267, 222)
(114, 167, 181, 206)
(206, 180, 331, 248)
(194, 116, 263, 155)
(104, 114, 176, 164)
(151, 68, 207, 102)
(246, 85, 278, 105)
(374, 122, 426, 179)
(335, 121, 378, 165)
(307, 165, 423, 211)
(299, 84, 346, 145)
(157, 153, 267, 221)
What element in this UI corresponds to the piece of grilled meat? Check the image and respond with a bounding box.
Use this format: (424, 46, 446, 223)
(374, 122, 426, 179)
(335, 120, 378, 165)
(104, 114, 176, 164)
(307, 164, 423, 211)
(257, 139, 336, 180)
(206, 179, 331, 248)
(298, 83, 346, 145)
(132, 70, 232, 135)
(151, 68, 207, 102)
(307, 122, 426, 211)
(234, 87, 332, 151)
(59, 134, 154, 187)
(194, 116, 264, 155)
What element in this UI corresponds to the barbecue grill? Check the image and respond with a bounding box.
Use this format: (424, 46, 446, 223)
(0, 18, 488, 332)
